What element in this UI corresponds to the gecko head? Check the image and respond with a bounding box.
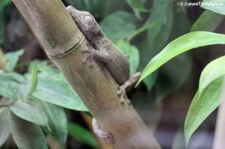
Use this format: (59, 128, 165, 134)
(67, 6, 103, 39)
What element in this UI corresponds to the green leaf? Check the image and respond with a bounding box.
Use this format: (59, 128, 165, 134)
(201, 0, 225, 15)
(184, 77, 224, 145)
(100, 11, 136, 42)
(0, 0, 12, 9)
(199, 55, 225, 93)
(137, 31, 225, 85)
(5, 49, 24, 72)
(191, 10, 224, 31)
(0, 0, 12, 45)
(169, 6, 191, 39)
(116, 40, 140, 75)
(33, 73, 88, 111)
(35, 61, 58, 75)
(127, 22, 156, 42)
(126, 0, 148, 19)
(68, 123, 98, 148)
(10, 113, 48, 149)
(138, 0, 173, 89)
(0, 72, 24, 99)
(39, 101, 67, 146)
(10, 101, 48, 126)
(28, 63, 38, 96)
(126, 0, 147, 11)
(0, 72, 24, 82)
(146, 0, 173, 58)
(0, 10, 4, 45)
(0, 108, 10, 147)
(18, 77, 33, 100)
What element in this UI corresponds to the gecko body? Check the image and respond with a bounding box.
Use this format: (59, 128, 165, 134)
(67, 6, 141, 143)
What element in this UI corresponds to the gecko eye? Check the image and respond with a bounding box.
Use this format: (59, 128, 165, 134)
(83, 14, 95, 26)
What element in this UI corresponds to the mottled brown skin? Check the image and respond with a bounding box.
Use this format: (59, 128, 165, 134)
(67, 6, 130, 86)
(67, 6, 141, 143)
(67, 6, 141, 102)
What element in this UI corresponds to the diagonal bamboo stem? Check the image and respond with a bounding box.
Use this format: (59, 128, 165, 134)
(12, 0, 161, 148)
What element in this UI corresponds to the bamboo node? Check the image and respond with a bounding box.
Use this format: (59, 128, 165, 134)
(48, 35, 85, 59)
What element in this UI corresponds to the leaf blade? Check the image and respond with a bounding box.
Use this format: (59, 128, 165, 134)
(0, 108, 10, 147)
(184, 77, 224, 145)
(40, 101, 67, 146)
(116, 40, 140, 75)
(10, 101, 48, 126)
(137, 31, 225, 85)
(28, 63, 38, 96)
(199, 55, 225, 93)
(0, 72, 24, 99)
(10, 113, 48, 149)
(5, 50, 24, 72)
(100, 11, 136, 42)
(68, 123, 98, 148)
(33, 73, 88, 111)
(191, 10, 224, 31)
(201, 0, 225, 15)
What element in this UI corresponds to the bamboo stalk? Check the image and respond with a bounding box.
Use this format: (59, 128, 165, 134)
(12, 0, 161, 148)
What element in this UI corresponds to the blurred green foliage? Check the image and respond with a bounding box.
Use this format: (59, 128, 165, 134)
(0, 50, 87, 148)
(0, 0, 11, 45)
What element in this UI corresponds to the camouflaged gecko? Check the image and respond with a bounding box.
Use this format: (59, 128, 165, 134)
(67, 6, 141, 143)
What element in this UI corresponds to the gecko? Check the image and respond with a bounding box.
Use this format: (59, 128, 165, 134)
(67, 6, 141, 143)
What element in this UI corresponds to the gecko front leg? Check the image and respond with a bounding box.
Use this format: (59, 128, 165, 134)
(80, 45, 110, 64)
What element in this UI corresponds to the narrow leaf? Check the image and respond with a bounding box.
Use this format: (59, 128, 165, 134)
(10, 113, 48, 149)
(0, 108, 10, 147)
(201, 0, 225, 15)
(0, 72, 24, 99)
(0, 10, 4, 45)
(126, 0, 148, 19)
(126, 0, 148, 11)
(0, 0, 12, 9)
(5, 49, 24, 72)
(137, 31, 225, 85)
(32, 63, 88, 111)
(0, 0, 12, 44)
(68, 123, 98, 148)
(191, 10, 224, 31)
(184, 77, 224, 145)
(40, 101, 67, 146)
(33, 73, 88, 111)
(28, 63, 38, 95)
(116, 40, 140, 75)
(10, 101, 48, 126)
(146, 0, 173, 58)
(127, 22, 156, 41)
(199, 55, 225, 93)
(100, 11, 136, 42)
